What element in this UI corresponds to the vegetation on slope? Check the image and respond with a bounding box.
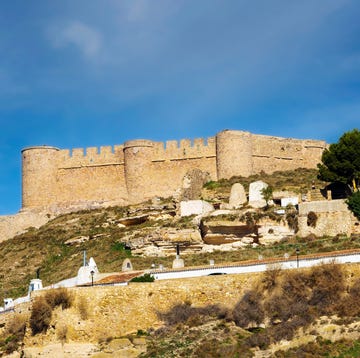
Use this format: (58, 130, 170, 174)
(0, 288, 73, 355)
(202, 168, 324, 201)
(142, 263, 360, 357)
(0, 168, 354, 302)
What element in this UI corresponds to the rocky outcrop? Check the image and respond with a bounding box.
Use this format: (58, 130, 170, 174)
(180, 169, 210, 201)
(128, 228, 203, 256)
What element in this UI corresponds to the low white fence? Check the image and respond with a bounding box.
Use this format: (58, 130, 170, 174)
(150, 251, 360, 281)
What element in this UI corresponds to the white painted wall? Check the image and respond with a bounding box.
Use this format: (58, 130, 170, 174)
(151, 252, 360, 280)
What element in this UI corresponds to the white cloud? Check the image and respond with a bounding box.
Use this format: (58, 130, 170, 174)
(49, 21, 102, 59)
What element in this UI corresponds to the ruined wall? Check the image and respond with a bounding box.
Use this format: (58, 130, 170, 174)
(21, 130, 326, 210)
(0, 211, 53, 243)
(251, 134, 326, 174)
(253, 136, 326, 173)
(298, 200, 360, 237)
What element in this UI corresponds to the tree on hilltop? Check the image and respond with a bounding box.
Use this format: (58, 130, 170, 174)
(317, 129, 360, 192)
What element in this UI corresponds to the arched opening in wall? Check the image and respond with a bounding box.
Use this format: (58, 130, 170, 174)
(325, 182, 352, 200)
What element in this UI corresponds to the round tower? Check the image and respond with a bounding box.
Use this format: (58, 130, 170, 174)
(216, 130, 253, 179)
(22, 146, 59, 209)
(123, 139, 154, 202)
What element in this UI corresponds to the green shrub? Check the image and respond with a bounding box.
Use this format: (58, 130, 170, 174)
(203, 181, 221, 190)
(30, 297, 52, 335)
(130, 273, 154, 282)
(347, 191, 360, 219)
(111, 242, 131, 256)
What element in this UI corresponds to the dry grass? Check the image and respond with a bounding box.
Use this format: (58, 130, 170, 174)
(77, 295, 89, 320)
(147, 262, 360, 355)
(56, 324, 68, 346)
(0, 313, 28, 354)
(44, 288, 73, 310)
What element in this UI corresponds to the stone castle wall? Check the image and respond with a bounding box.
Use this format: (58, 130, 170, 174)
(21, 130, 327, 210)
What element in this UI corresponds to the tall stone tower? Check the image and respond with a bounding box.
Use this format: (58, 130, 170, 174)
(22, 146, 59, 209)
(123, 139, 154, 202)
(216, 130, 253, 179)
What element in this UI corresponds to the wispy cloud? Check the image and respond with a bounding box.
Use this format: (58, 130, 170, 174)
(48, 21, 102, 59)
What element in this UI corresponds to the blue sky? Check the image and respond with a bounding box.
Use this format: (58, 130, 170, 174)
(0, 0, 359, 215)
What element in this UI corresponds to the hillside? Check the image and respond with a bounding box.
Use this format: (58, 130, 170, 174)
(0, 168, 357, 302)
(2, 264, 360, 357)
(1, 168, 360, 356)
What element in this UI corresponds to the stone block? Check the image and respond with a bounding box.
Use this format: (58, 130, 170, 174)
(180, 200, 214, 217)
(172, 258, 185, 269)
(249, 181, 268, 208)
(281, 197, 299, 207)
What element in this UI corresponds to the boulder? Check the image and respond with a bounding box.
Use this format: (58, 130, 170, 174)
(229, 183, 247, 208)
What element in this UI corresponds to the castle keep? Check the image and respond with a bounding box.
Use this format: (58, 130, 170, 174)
(21, 130, 327, 210)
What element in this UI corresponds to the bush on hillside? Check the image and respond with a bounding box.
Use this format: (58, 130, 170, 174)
(30, 297, 52, 335)
(44, 288, 73, 310)
(308, 262, 345, 314)
(233, 290, 265, 328)
(130, 273, 155, 282)
(260, 265, 282, 292)
(0, 313, 27, 354)
(347, 191, 360, 220)
(285, 205, 298, 232)
(307, 211, 318, 227)
(158, 302, 228, 327)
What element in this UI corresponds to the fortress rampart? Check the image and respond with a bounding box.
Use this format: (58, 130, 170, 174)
(21, 130, 327, 210)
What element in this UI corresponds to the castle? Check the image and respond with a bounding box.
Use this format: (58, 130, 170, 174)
(21, 130, 327, 210)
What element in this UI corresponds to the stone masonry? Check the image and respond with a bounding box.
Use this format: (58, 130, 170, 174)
(21, 129, 327, 211)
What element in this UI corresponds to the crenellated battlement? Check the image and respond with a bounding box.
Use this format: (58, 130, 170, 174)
(152, 137, 216, 161)
(21, 130, 327, 210)
(58, 145, 125, 168)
